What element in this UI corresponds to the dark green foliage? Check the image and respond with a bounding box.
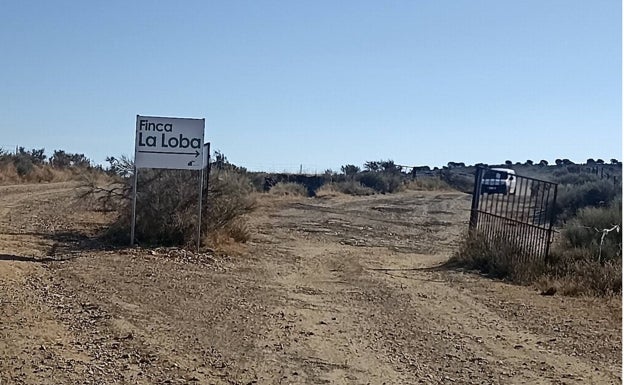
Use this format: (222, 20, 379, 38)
(50, 150, 91, 168)
(356, 171, 402, 193)
(341, 164, 360, 176)
(364, 161, 380, 172)
(439, 170, 473, 193)
(14, 156, 34, 176)
(18, 147, 46, 164)
(332, 180, 375, 195)
(554, 180, 619, 221)
(12, 147, 45, 175)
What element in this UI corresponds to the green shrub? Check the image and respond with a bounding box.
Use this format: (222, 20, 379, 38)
(553, 172, 600, 186)
(334, 181, 375, 196)
(439, 170, 474, 193)
(14, 156, 34, 176)
(555, 180, 620, 221)
(558, 201, 622, 263)
(357, 172, 403, 193)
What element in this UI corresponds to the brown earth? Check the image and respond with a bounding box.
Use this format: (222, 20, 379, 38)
(0, 183, 621, 384)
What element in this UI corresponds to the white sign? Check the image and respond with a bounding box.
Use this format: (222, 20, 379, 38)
(134, 115, 205, 170)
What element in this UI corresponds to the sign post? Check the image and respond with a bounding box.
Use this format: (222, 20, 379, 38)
(131, 115, 206, 249)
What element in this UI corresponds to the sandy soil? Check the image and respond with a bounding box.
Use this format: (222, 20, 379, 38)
(0, 183, 621, 384)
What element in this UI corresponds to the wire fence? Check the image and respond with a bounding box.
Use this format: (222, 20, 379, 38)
(0, 145, 18, 155)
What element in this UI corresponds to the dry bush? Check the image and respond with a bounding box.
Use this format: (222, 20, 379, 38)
(447, 231, 543, 283)
(92, 167, 256, 249)
(314, 183, 344, 198)
(0, 161, 88, 185)
(316, 181, 375, 197)
(406, 177, 453, 191)
(538, 202, 622, 296)
(538, 253, 622, 297)
(77, 173, 129, 212)
(204, 170, 256, 240)
(0, 163, 19, 184)
(269, 182, 308, 197)
(449, 202, 622, 297)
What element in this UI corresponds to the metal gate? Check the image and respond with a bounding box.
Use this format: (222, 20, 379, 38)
(469, 167, 558, 262)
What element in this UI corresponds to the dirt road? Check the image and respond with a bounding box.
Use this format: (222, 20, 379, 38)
(0, 184, 621, 384)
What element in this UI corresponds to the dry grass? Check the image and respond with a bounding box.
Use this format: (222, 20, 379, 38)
(405, 177, 454, 191)
(538, 246, 622, 297)
(314, 183, 345, 198)
(447, 230, 543, 283)
(449, 229, 622, 297)
(203, 220, 250, 256)
(316, 181, 375, 197)
(0, 163, 91, 185)
(269, 182, 308, 197)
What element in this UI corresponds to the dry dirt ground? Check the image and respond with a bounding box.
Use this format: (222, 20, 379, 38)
(0, 182, 621, 385)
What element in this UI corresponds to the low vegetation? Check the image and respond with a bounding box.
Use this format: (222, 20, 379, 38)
(450, 161, 622, 297)
(406, 177, 453, 191)
(315, 181, 375, 197)
(5, 147, 621, 296)
(269, 182, 308, 197)
(82, 153, 256, 250)
(0, 147, 96, 184)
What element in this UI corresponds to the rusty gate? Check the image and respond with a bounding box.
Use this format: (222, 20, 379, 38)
(469, 167, 558, 262)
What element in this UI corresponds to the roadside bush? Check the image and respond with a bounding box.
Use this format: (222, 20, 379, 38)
(204, 170, 256, 244)
(248, 172, 269, 192)
(544, 249, 621, 297)
(555, 180, 619, 221)
(558, 201, 622, 262)
(449, 202, 622, 297)
(447, 231, 542, 283)
(541, 201, 622, 295)
(357, 172, 403, 194)
(14, 155, 34, 176)
(553, 172, 600, 186)
(93, 159, 256, 248)
(439, 170, 473, 193)
(268, 182, 308, 197)
(316, 181, 375, 197)
(406, 177, 453, 191)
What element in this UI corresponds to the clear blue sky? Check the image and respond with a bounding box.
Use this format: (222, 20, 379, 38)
(1, 1, 621, 172)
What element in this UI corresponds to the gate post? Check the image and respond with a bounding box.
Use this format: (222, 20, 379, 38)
(469, 167, 484, 230)
(544, 184, 558, 262)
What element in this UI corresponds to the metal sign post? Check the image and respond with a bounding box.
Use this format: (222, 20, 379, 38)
(197, 167, 204, 252)
(130, 166, 139, 245)
(131, 115, 206, 248)
(196, 143, 211, 252)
